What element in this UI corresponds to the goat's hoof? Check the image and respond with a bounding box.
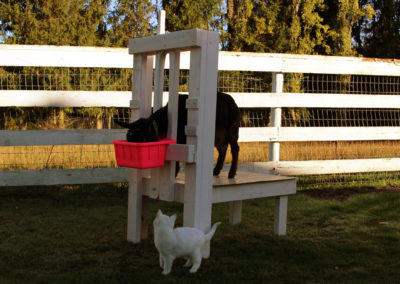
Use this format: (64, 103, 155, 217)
(213, 169, 220, 176)
(228, 172, 236, 179)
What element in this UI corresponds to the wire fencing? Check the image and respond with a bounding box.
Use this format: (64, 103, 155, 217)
(1, 65, 400, 188)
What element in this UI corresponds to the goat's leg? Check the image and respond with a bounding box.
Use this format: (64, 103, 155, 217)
(228, 128, 240, 179)
(213, 144, 228, 176)
(175, 162, 181, 177)
(229, 142, 239, 178)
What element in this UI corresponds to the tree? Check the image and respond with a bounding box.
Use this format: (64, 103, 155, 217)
(106, 0, 154, 47)
(0, 0, 157, 130)
(320, 0, 374, 56)
(354, 0, 400, 58)
(163, 0, 224, 33)
(0, 0, 111, 46)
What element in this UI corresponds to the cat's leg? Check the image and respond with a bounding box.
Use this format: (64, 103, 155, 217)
(183, 257, 192, 267)
(189, 249, 202, 273)
(162, 255, 175, 275)
(159, 254, 164, 269)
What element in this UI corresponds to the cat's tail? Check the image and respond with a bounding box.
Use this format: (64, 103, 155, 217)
(204, 222, 221, 242)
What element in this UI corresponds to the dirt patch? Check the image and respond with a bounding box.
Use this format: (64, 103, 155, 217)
(301, 186, 400, 201)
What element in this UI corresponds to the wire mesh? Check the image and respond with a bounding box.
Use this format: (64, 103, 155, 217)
(1, 67, 400, 188)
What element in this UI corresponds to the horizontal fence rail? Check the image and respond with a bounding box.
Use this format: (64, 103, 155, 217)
(2, 44, 400, 75)
(1, 44, 400, 186)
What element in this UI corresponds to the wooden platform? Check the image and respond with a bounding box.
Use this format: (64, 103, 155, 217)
(173, 171, 296, 204)
(141, 171, 296, 236)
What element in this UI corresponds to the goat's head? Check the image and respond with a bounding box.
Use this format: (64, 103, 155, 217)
(114, 118, 159, 142)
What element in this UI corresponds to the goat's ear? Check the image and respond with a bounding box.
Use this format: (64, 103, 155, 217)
(113, 119, 131, 129)
(144, 118, 159, 141)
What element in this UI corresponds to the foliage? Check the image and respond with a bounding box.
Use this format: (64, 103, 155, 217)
(354, 0, 400, 58)
(106, 0, 154, 47)
(0, 1, 397, 131)
(0, 0, 154, 129)
(163, 0, 225, 33)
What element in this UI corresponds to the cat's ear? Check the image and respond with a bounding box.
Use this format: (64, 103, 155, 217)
(157, 209, 163, 217)
(170, 214, 177, 226)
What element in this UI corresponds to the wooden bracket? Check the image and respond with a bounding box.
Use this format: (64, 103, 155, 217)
(165, 144, 196, 163)
(185, 125, 197, 136)
(130, 99, 141, 109)
(186, 98, 199, 109)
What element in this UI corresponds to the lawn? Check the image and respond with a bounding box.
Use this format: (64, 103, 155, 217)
(0, 184, 399, 283)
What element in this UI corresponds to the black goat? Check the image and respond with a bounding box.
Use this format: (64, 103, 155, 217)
(114, 92, 240, 178)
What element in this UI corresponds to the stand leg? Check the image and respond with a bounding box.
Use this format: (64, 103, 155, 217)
(183, 164, 213, 258)
(141, 197, 148, 240)
(274, 195, 288, 236)
(229, 201, 242, 225)
(127, 169, 144, 243)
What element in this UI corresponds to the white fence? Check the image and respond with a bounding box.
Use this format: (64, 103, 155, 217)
(1, 44, 400, 186)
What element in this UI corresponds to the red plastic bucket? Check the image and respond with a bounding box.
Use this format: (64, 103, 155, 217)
(112, 139, 176, 169)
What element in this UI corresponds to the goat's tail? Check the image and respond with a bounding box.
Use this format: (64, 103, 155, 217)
(204, 222, 221, 242)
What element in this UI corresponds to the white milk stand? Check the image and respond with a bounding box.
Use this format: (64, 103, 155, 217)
(126, 29, 296, 257)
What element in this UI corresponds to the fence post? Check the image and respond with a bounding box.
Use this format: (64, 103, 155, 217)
(269, 72, 283, 164)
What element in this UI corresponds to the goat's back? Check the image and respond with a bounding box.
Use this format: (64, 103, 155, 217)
(154, 92, 239, 144)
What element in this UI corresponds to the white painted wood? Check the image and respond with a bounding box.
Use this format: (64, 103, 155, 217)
(0, 91, 131, 107)
(0, 44, 131, 68)
(238, 127, 400, 143)
(229, 201, 243, 225)
(0, 168, 129, 186)
(149, 51, 166, 201)
(129, 29, 205, 55)
(238, 128, 277, 142)
(157, 10, 166, 35)
(159, 51, 181, 201)
(127, 169, 145, 243)
(246, 158, 400, 175)
(183, 30, 219, 258)
(211, 177, 296, 203)
(127, 53, 154, 243)
(3, 90, 400, 117)
(274, 196, 288, 236)
(2, 126, 399, 147)
(164, 144, 195, 163)
(269, 73, 283, 162)
(167, 52, 181, 141)
(149, 10, 168, 201)
(131, 54, 154, 120)
(4, 91, 400, 109)
(152, 171, 295, 235)
(0, 129, 126, 146)
(228, 92, 400, 109)
(217, 51, 400, 75)
(165, 172, 296, 202)
(153, 53, 166, 110)
(3, 45, 400, 76)
(278, 127, 400, 142)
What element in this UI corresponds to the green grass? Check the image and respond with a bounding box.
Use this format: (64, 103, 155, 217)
(0, 184, 399, 283)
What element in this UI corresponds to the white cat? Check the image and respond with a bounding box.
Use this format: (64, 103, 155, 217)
(153, 209, 221, 275)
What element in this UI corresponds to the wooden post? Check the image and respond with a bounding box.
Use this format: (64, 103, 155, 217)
(274, 195, 288, 235)
(269, 73, 283, 163)
(229, 201, 243, 225)
(183, 31, 219, 258)
(156, 10, 166, 35)
(149, 10, 167, 200)
(159, 51, 180, 201)
(127, 54, 153, 243)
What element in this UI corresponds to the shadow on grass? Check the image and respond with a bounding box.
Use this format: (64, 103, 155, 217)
(0, 184, 399, 283)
